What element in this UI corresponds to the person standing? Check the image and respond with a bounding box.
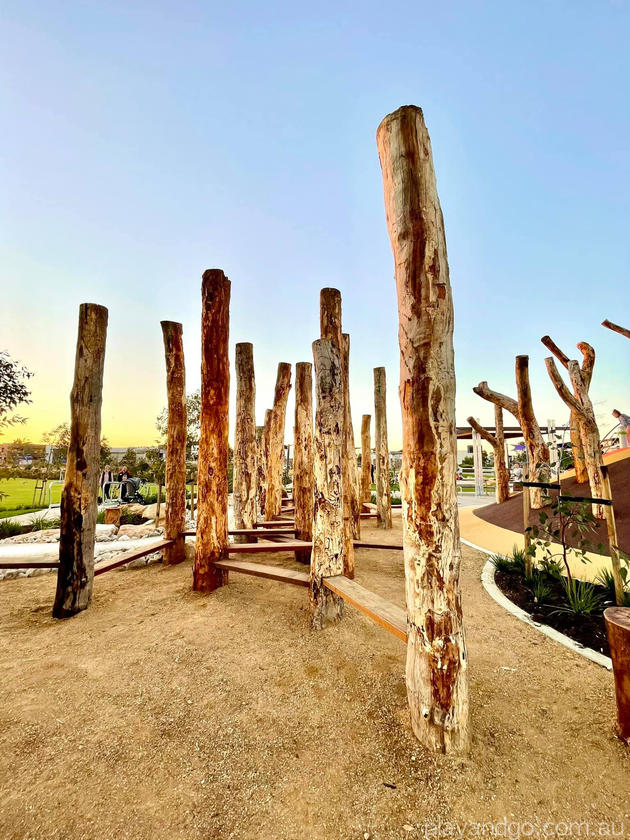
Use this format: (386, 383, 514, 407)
(100, 465, 114, 500)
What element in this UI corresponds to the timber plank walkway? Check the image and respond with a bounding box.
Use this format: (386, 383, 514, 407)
(323, 575, 407, 642)
(211, 559, 309, 587)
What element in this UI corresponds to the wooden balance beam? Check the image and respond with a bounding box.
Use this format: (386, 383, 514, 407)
(323, 575, 407, 642)
(211, 559, 309, 587)
(0, 539, 174, 574)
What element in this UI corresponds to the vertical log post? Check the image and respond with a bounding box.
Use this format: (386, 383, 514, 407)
(378, 104, 469, 752)
(53, 303, 108, 618)
(161, 321, 187, 565)
(515, 355, 550, 509)
(310, 339, 345, 629)
(194, 269, 230, 593)
(374, 366, 392, 529)
(233, 343, 257, 542)
(522, 465, 532, 576)
(320, 289, 355, 577)
(601, 467, 624, 607)
(293, 362, 314, 562)
(604, 607, 630, 743)
(264, 364, 292, 521)
(466, 413, 510, 504)
(360, 414, 372, 506)
(257, 410, 272, 520)
(342, 333, 361, 541)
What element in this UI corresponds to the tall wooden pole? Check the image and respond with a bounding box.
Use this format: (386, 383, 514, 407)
(466, 413, 510, 504)
(194, 269, 230, 593)
(264, 363, 292, 520)
(53, 303, 108, 618)
(257, 411, 272, 520)
(320, 289, 354, 577)
(293, 362, 314, 562)
(378, 104, 469, 752)
(515, 355, 550, 509)
(161, 321, 187, 565)
(342, 333, 361, 541)
(310, 338, 345, 629)
(373, 366, 392, 529)
(360, 414, 372, 505)
(233, 342, 257, 542)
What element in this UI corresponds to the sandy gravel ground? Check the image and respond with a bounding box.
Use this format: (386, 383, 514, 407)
(0, 517, 628, 840)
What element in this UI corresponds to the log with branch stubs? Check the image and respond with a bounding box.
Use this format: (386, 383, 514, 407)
(466, 409, 510, 504)
(310, 338, 345, 630)
(194, 269, 230, 593)
(264, 364, 292, 521)
(377, 104, 469, 752)
(257, 410, 272, 520)
(233, 343, 257, 543)
(373, 366, 392, 529)
(160, 320, 187, 565)
(360, 414, 372, 505)
(515, 355, 550, 509)
(53, 303, 108, 618)
(293, 361, 314, 562)
(602, 319, 630, 341)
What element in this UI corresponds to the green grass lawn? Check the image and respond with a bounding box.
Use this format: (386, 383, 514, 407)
(0, 478, 63, 515)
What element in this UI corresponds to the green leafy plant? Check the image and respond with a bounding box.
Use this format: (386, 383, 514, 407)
(551, 579, 604, 617)
(0, 519, 23, 539)
(28, 513, 60, 532)
(528, 572, 552, 605)
(490, 546, 526, 575)
(538, 556, 564, 581)
(595, 566, 630, 607)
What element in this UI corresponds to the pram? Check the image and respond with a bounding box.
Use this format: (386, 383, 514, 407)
(120, 476, 146, 504)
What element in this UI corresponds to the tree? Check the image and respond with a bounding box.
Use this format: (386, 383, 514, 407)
(0, 351, 33, 431)
(44, 422, 111, 469)
(157, 390, 201, 459)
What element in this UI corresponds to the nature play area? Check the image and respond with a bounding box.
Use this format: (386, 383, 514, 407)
(1, 100, 629, 839)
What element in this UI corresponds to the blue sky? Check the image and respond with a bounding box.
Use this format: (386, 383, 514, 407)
(1, 0, 629, 447)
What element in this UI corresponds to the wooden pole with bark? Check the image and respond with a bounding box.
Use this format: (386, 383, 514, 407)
(541, 336, 595, 484)
(233, 343, 257, 542)
(194, 269, 230, 593)
(602, 319, 630, 341)
(160, 320, 187, 565)
(360, 414, 372, 505)
(53, 303, 108, 618)
(293, 361, 314, 562)
(466, 411, 510, 503)
(310, 338, 345, 629)
(373, 366, 392, 529)
(257, 410, 272, 519)
(264, 364, 292, 521)
(320, 288, 355, 577)
(342, 333, 361, 541)
(377, 104, 469, 752)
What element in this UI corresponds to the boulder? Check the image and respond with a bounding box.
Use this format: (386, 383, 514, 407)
(117, 524, 162, 539)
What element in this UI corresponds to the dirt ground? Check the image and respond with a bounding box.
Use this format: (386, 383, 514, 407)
(1, 516, 628, 840)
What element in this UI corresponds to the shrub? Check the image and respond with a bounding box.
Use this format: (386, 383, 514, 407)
(0, 519, 23, 539)
(595, 567, 630, 607)
(527, 572, 552, 605)
(551, 579, 604, 617)
(28, 513, 60, 532)
(538, 556, 563, 581)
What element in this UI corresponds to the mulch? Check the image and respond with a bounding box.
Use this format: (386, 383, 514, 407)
(474, 456, 630, 555)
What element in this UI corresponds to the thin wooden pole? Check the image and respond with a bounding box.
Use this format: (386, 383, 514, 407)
(161, 321, 187, 565)
(378, 104, 468, 752)
(53, 303, 108, 618)
(342, 333, 361, 543)
(373, 366, 392, 529)
(310, 338, 344, 629)
(293, 362, 314, 562)
(264, 364, 292, 521)
(194, 269, 230, 592)
(257, 410, 272, 520)
(522, 465, 532, 576)
(360, 414, 372, 505)
(233, 342, 257, 542)
(601, 466, 624, 606)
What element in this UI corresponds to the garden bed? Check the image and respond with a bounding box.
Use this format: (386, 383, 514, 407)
(494, 569, 612, 657)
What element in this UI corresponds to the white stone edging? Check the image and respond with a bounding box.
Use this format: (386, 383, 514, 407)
(462, 537, 612, 671)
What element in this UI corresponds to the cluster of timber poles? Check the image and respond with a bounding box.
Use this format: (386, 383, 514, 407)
(51, 105, 475, 752)
(465, 317, 630, 607)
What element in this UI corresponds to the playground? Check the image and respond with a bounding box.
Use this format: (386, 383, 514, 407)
(1, 521, 628, 840)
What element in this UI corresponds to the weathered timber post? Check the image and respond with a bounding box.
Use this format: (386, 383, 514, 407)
(310, 338, 344, 629)
(342, 333, 361, 541)
(264, 364, 292, 520)
(602, 319, 630, 341)
(522, 464, 532, 576)
(604, 606, 630, 743)
(257, 410, 272, 519)
(53, 303, 108, 618)
(541, 336, 595, 484)
(194, 269, 230, 592)
(373, 366, 392, 529)
(233, 343, 257, 542)
(466, 412, 510, 503)
(601, 466, 624, 606)
(378, 104, 469, 752)
(160, 321, 187, 565)
(360, 414, 372, 505)
(320, 289, 355, 577)
(293, 362, 314, 562)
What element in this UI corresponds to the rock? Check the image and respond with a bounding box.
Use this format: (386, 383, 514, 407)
(95, 524, 118, 540)
(141, 503, 166, 522)
(117, 524, 162, 539)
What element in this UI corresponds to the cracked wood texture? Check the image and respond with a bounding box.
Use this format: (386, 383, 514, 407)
(257, 410, 272, 519)
(373, 367, 392, 529)
(466, 408, 510, 504)
(377, 104, 469, 752)
(161, 321, 187, 565)
(320, 288, 354, 577)
(194, 269, 230, 592)
(233, 343, 257, 542)
(53, 303, 108, 618)
(264, 363, 292, 521)
(342, 333, 361, 542)
(360, 414, 372, 505)
(293, 362, 314, 562)
(541, 336, 595, 485)
(310, 338, 344, 630)
(515, 355, 550, 509)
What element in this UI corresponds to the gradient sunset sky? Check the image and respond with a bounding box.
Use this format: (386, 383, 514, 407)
(2, 1, 629, 449)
